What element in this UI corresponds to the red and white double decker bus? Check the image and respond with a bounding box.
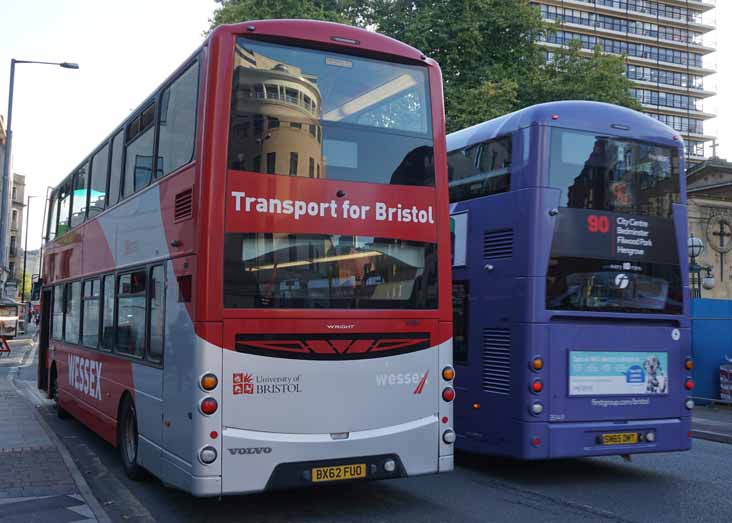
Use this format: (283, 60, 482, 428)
(37, 20, 454, 496)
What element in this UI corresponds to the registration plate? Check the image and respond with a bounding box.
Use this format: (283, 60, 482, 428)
(311, 463, 366, 483)
(601, 432, 639, 445)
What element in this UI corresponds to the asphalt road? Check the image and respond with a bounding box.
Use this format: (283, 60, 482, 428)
(13, 357, 732, 523)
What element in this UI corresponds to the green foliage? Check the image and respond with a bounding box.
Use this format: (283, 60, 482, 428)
(208, 0, 640, 132)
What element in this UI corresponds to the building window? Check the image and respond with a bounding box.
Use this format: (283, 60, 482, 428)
(266, 152, 276, 174)
(289, 152, 299, 176)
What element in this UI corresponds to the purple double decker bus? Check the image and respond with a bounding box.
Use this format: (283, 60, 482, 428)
(448, 101, 694, 459)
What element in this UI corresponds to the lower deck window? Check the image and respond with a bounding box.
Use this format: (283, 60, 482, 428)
(224, 233, 438, 309)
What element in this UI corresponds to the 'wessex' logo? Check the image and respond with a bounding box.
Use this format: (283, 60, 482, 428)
(375, 370, 429, 394)
(67, 355, 102, 400)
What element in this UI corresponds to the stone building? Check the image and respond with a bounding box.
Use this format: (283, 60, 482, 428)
(687, 158, 732, 298)
(9, 173, 25, 285)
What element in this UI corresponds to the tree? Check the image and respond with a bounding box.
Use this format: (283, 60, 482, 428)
(209, 0, 640, 132)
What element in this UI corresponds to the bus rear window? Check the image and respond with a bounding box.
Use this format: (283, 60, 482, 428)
(549, 129, 680, 218)
(223, 233, 438, 309)
(448, 136, 511, 202)
(228, 37, 434, 187)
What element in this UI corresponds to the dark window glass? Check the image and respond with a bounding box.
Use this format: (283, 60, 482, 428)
(148, 265, 165, 362)
(64, 281, 81, 344)
(47, 193, 58, 242)
(266, 152, 276, 174)
(82, 279, 100, 348)
(157, 61, 199, 178)
(56, 181, 72, 237)
(289, 152, 298, 176)
(52, 285, 64, 339)
(70, 163, 89, 228)
(448, 136, 511, 203)
(116, 270, 146, 357)
(109, 131, 125, 206)
(224, 233, 438, 309)
(125, 115, 155, 195)
(549, 129, 680, 218)
(547, 258, 682, 315)
(89, 144, 109, 218)
(452, 281, 469, 364)
(309, 157, 315, 178)
(228, 38, 434, 187)
(253, 155, 261, 173)
(101, 275, 115, 351)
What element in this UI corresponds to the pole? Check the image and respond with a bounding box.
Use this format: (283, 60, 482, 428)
(38, 186, 50, 282)
(0, 59, 16, 273)
(20, 194, 33, 304)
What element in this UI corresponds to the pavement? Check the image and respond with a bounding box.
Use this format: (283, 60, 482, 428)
(0, 333, 109, 522)
(692, 401, 732, 444)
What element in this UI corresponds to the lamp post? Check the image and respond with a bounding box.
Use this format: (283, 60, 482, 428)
(1, 59, 78, 278)
(20, 194, 38, 305)
(688, 234, 714, 298)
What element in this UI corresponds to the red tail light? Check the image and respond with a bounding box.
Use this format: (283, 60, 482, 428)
(200, 397, 218, 415)
(531, 380, 543, 394)
(685, 379, 695, 391)
(442, 387, 455, 402)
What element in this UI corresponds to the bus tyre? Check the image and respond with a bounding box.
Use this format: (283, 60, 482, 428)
(50, 366, 69, 419)
(118, 397, 145, 480)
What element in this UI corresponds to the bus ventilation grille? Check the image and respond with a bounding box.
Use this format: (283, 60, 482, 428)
(483, 229, 513, 260)
(174, 189, 193, 222)
(482, 328, 511, 395)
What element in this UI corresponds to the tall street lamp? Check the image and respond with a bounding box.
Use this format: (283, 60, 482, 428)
(1, 59, 78, 277)
(20, 194, 39, 305)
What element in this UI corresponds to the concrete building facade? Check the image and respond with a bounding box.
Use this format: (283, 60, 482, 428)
(8, 173, 25, 288)
(532, 0, 716, 164)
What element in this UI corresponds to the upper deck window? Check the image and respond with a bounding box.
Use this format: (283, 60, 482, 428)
(549, 129, 680, 218)
(448, 136, 511, 202)
(228, 37, 434, 186)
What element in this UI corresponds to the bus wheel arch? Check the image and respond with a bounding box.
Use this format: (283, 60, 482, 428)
(50, 362, 69, 419)
(117, 392, 145, 480)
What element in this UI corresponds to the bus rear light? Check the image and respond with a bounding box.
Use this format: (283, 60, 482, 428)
(531, 380, 543, 394)
(200, 397, 218, 415)
(686, 399, 695, 410)
(210, 431, 219, 439)
(646, 432, 656, 443)
(442, 366, 455, 381)
(199, 446, 218, 465)
(384, 459, 396, 472)
(200, 373, 218, 391)
(442, 387, 455, 402)
(472, 403, 481, 410)
(685, 358, 694, 370)
(530, 402, 544, 416)
(531, 357, 544, 371)
(684, 379, 695, 391)
(442, 429, 456, 444)
(442, 416, 449, 424)
(551, 115, 559, 120)
(531, 437, 541, 447)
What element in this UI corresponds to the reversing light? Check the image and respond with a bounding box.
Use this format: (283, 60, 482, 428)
(200, 397, 218, 415)
(530, 402, 544, 416)
(442, 387, 456, 402)
(442, 429, 456, 444)
(646, 432, 656, 443)
(200, 373, 219, 391)
(531, 380, 543, 394)
(442, 366, 456, 381)
(199, 446, 218, 464)
(685, 399, 695, 410)
(531, 357, 544, 371)
(384, 459, 396, 472)
(685, 358, 694, 371)
(685, 379, 695, 391)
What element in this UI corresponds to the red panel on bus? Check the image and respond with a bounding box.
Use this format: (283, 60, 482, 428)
(225, 171, 438, 243)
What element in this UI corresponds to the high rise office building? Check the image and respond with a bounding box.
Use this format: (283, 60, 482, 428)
(532, 0, 716, 164)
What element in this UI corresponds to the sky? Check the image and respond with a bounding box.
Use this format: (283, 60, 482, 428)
(0, 1, 729, 251)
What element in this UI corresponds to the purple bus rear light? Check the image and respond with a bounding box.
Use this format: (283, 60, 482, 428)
(529, 402, 544, 416)
(685, 399, 695, 410)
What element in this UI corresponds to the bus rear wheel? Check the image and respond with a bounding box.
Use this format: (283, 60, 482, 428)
(118, 397, 145, 480)
(50, 365, 69, 419)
